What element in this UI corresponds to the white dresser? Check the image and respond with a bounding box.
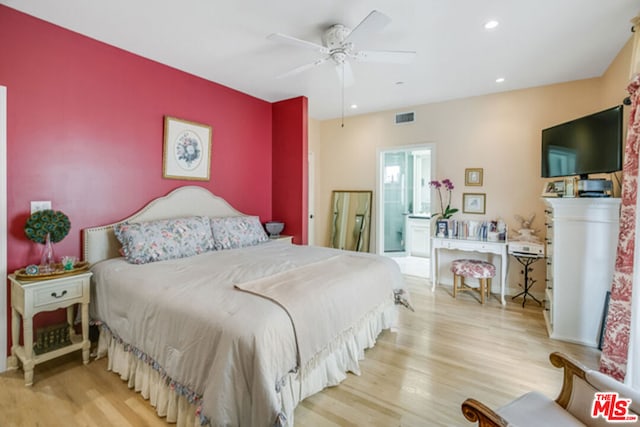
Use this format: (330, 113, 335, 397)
(543, 197, 620, 347)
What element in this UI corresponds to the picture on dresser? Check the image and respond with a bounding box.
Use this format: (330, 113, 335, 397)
(435, 220, 448, 237)
(463, 193, 486, 214)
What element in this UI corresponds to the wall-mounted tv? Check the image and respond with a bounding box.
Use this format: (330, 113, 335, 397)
(541, 105, 623, 179)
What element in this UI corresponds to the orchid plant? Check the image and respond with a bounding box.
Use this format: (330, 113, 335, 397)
(429, 178, 458, 220)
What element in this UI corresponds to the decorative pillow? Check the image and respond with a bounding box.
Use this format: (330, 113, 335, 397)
(114, 216, 214, 264)
(210, 216, 269, 250)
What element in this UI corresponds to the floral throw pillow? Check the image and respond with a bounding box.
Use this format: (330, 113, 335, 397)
(210, 216, 269, 250)
(114, 216, 214, 264)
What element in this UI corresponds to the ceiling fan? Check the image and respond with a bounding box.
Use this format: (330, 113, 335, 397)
(268, 10, 416, 86)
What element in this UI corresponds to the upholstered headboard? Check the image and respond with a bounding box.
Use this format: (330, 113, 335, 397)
(83, 186, 245, 264)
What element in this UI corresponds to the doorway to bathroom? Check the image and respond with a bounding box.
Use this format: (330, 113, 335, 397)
(377, 144, 435, 277)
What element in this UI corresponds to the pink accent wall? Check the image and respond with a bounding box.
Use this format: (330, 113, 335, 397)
(0, 6, 307, 350)
(272, 97, 308, 244)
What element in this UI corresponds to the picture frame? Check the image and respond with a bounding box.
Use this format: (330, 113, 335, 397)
(463, 193, 486, 214)
(465, 168, 483, 186)
(563, 177, 577, 198)
(542, 181, 564, 197)
(163, 116, 212, 181)
(435, 220, 449, 238)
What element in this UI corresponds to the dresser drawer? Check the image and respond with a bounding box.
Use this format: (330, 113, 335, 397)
(32, 278, 85, 308)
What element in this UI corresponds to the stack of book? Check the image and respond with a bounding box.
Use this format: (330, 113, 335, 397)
(435, 219, 507, 241)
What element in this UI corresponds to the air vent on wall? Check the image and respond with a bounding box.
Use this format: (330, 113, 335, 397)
(395, 111, 415, 124)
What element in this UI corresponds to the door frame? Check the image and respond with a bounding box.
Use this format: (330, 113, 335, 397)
(1, 86, 7, 372)
(376, 142, 436, 255)
(308, 151, 315, 245)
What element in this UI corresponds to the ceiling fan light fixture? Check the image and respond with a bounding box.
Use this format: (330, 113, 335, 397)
(323, 24, 351, 49)
(484, 20, 499, 30)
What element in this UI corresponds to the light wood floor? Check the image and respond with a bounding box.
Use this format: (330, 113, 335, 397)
(0, 276, 601, 426)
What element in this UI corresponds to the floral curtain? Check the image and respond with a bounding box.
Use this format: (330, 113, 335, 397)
(600, 73, 640, 381)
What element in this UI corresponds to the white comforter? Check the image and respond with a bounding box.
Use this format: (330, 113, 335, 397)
(90, 242, 403, 426)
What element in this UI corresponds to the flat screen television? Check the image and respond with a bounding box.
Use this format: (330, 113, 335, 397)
(541, 105, 623, 179)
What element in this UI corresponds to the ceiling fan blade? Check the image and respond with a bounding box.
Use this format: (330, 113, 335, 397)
(335, 61, 354, 87)
(355, 49, 416, 64)
(276, 57, 329, 79)
(345, 10, 391, 46)
(267, 32, 329, 54)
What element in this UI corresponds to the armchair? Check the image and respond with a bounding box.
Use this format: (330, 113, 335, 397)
(462, 352, 640, 426)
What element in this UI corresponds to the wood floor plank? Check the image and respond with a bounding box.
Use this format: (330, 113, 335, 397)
(0, 275, 601, 426)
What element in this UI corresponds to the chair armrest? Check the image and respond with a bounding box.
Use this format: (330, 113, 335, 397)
(461, 398, 509, 427)
(549, 351, 588, 409)
(462, 353, 590, 426)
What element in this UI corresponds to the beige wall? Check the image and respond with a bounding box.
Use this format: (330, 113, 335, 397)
(308, 37, 633, 296)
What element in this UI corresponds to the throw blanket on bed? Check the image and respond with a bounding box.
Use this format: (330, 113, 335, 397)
(234, 254, 394, 373)
(90, 242, 403, 427)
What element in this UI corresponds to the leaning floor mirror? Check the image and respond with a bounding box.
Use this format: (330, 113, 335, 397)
(330, 190, 372, 252)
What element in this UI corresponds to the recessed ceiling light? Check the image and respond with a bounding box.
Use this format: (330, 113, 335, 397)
(484, 20, 499, 30)
(395, 81, 405, 85)
(495, 77, 505, 83)
(350, 104, 358, 109)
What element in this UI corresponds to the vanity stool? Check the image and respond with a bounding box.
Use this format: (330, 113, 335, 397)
(451, 259, 496, 304)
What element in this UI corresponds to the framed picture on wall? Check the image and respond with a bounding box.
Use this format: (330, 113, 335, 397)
(163, 116, 212, 181)
(465, 168, 483, 186)
(463, 193, 486, 214)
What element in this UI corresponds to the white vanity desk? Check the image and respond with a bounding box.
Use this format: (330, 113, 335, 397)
(431, 237, 508, 305)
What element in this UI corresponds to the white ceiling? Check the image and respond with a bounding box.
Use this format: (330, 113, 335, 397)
(3, 1, 638, 120)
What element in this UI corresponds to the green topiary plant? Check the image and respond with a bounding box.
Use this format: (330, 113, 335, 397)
(24, 209, 71, 243)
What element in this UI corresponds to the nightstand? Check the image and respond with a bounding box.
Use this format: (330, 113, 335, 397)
(271, 235, 293, 244)
(7, 271, 92, 386)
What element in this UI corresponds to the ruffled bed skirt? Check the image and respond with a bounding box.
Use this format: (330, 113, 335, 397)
(96, 299, 396, 427)
(96, 330, 200, 427)
(277, 299, 396, 425)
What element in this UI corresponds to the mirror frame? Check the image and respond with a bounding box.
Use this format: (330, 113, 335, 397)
(330, 190, 373, 252)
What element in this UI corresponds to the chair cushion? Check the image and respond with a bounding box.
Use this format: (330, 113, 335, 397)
(497, 391, 586, 427)
(451, 259, 496, 279)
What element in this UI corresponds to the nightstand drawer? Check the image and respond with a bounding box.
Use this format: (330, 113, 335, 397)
(33, 279, 84, 308)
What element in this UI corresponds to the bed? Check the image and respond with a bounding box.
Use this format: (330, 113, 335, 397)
(83, 186, 407, 427)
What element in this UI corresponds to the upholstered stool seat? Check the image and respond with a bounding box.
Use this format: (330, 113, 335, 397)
(450, 259, 496, 304)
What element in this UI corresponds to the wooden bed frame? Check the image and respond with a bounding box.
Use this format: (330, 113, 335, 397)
(83, 186, 244, 265)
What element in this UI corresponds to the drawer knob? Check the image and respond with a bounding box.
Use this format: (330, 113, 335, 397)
(51, 290, 67, 299)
